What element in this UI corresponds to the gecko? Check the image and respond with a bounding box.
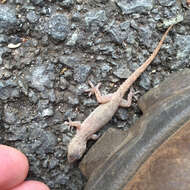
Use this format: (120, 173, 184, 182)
(66, 24, 173, 163)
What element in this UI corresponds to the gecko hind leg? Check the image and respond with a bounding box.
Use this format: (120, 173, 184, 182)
(85, 81, 112, 104)
(119, 87, 135, 108)
(65, 118, 81, 131)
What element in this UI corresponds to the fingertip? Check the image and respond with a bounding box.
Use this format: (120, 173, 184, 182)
(11, 180, 50, 190)
(0, 145, 29, 190)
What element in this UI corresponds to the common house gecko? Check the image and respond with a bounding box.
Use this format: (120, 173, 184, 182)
(66, 25, 173, 163)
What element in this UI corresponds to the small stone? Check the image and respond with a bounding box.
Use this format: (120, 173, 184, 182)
(30, 128, 57, 154)
(74, 64, 91, 83)
(0, 69, 12, 79)
(158, 0, 176, 7)
(31, 0, 44, 6)
(59, 56, 81, 68)
(5, 126, 27, 141)
(113, 64, 132, 79)
(84, 10, 107, 32)
(26, 11, 39, 23)
(75, 83, 88, 95)
(55, 174, 69, 185)
(3, 105, 18, 124)
(40, 6, 52, 15)
(25, 64, 55, 91)
(68, 96, 79, 105)
(48, 14, 70, 41)
(0, 80, 20, 100)
(171, 34, 190, 69)
(116, 108, 129, 121)
(0, 5, 17, 33)
(62, 134, 71, 145)
(58, 0, 75, 8)
(63, 108, 77, 120)
(28, 90, 39, 103)
(139, 73, 151, 90)
(17, 79, 28, 95)
(120, 21, 130, 31)
(0, 34, 8, 44)
(49, 158, 59, 169)
(107, 23, 128, 44)
(66, 31, 79, 46)
(71, 12, 81, 22)
(0, 47, 8, 65)
(116, 0, 154, 15)
(40, 89, 56, 102)
(83, 98, 97, 107)
(101, 64, 111, 78)
(41, 107, 54, 117)
(59, 76, 68, 90)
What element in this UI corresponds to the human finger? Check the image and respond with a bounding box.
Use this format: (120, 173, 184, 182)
(0, 145, 29, 190)
(11, 180, 50, 190)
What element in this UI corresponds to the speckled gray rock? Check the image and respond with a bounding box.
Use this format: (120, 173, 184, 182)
(116, 108, 129, 121)
(4, 126, 28, 141)
(40, 89, 56, 102)
(158, 0, 176, 7)
(59, 76, 68, 90)
(66, 31, 79, 46)
(0, 5, 17, 33)
(137, 25, 153, 48)
(48, 14, 70, 41)
(0, 79, 20, 100)
(113, 64, 132, 79)
(106, 21, 130, 44)
(37, 99, 54, 117)
(0, 34, 8, 45)
(74, 64, 91, 83)
(171, 34, 190, 69)
(101, 64, 111, 78)
(3, 104, 18, 124)
(24, 64, 55, 91)
(58, 0, 75, 8)
(31, 0, 44, 6)
(59, 56, 81, 68)
(84, 10, 107, 32)
(0, 47, 8, 65)
(139, 73, 151, 90)
(29, 127, 57, 154)
(26, 11, 39, 23)
(116, 0, 154, 15)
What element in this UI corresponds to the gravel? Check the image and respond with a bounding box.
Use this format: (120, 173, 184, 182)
(0, 0, 186, 189)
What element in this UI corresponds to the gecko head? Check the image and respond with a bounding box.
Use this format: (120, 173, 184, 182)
(67, 137, 87, 163)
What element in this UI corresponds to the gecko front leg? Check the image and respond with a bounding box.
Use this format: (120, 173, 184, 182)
(65, 118, 81, 131)
(85, 81, 111, 103)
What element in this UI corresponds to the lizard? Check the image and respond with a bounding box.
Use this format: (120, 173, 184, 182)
(66, 24, 173, 163)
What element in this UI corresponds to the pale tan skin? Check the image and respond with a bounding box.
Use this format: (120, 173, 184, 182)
(66, 25, 173, 163)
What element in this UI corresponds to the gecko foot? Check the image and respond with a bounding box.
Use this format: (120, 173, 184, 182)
(65, 118, 81, 131)
(130, 87, 140, 101)
(85, 81, 101, 97)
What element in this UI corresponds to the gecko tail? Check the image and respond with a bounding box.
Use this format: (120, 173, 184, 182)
(117, 24, 173, 97)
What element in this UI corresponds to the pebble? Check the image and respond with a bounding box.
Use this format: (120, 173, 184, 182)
(0, 5, 17, 33)
(84, 10, 107, 31)
(47, 14, 70, 41)
(74, 64, 91, 83)
(116, 0, 154, 15)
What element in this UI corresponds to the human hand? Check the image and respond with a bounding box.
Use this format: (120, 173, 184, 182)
(0, 145, 50, 190)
